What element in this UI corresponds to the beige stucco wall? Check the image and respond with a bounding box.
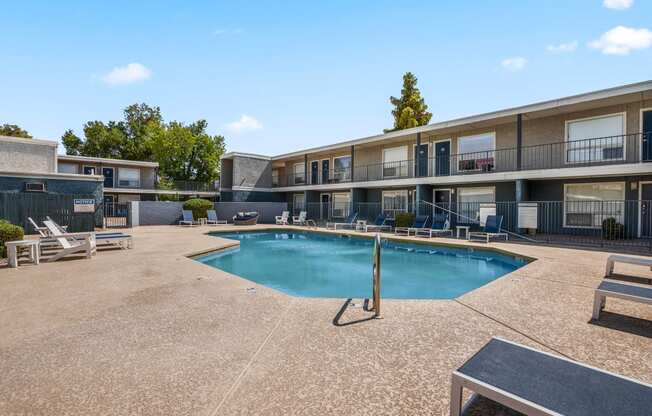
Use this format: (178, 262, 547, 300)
(0, 137, 57, 173)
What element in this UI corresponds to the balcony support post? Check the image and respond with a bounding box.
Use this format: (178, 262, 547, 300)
(350, 145, 355, 182)
(516, 113, 523, 170)
(416, 132, 421, 177)
(304, 154, 308, 184)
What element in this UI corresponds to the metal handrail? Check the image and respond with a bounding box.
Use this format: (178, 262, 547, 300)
(371, 233, 382, 318)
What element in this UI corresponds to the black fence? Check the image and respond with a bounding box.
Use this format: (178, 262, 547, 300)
(102, 202, 129, 228)
(287, 199, 652, 252)
(0, 192, 100, 234)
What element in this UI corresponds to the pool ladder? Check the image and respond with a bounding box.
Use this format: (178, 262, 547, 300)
(371, 233, 382, 319)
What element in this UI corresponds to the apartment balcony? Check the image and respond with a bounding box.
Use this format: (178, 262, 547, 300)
(272, 133, 650, 188)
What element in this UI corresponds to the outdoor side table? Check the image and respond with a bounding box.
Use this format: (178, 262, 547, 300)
(456, 225, 471, 240)
(6, 240, 40, 268)
(356, 220, 367, 231)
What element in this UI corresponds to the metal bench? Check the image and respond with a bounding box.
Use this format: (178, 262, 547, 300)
(451, 337, 652, 415)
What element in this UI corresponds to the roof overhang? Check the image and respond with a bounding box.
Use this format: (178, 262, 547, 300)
(57, 154, 159, 168)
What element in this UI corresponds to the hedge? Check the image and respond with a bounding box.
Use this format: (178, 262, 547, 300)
(394, 212, 415, 228)
(183, 198, 214, 220)
(0, 220, 25, 258)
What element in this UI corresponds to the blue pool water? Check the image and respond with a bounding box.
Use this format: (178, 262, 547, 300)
(196, 231, 526, 299)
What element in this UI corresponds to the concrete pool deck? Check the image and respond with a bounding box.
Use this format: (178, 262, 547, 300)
(1, 225, 650, 415)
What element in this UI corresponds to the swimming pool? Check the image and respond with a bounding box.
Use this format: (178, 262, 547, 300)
(196, 231, 527, 299)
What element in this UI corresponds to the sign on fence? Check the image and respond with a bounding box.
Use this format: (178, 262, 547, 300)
(518, 202, 538, 229)
(74, 198, 95, 213)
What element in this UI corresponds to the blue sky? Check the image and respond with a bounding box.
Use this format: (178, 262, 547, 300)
(2, 0, 652, 156)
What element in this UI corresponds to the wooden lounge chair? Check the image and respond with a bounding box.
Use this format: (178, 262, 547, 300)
(179, 210, 198, 226)
(451, 337, 652, 416)
(42, 221, 96, 262)
(206, 209, 228, 225)
(363, 214, 392, 232)
(415, 214, 452, 238)
(592, 279, 652, 320)
(41, 218, 132, 249)
(276, 211, 290, 225)
(395, 215, 429, 236)
(28, 217, 51, 237)
(468, 215, 508, 243)
(326, 212, 358, 230)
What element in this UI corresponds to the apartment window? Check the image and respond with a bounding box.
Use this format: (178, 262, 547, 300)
(118, 167, 140, 188)
(566, 114, 625, 163)
(332, 156, 351, 182)
(58, 163, 78, 174)
(83, 166, 96, 175)
(457, 187, 495, 223)
(382, 190, 408, 218)
(382, 146, 408, 178)
(563, 182, 625, 228)
(458, 133, 496, 172)
(332, 192, 350, 218)
(293, 163, 305, 185)
(272, 169, 279, 187)
(293, 193, 305, 212)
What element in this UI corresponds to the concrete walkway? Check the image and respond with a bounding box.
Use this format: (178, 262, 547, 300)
(0, 225, 650, 415)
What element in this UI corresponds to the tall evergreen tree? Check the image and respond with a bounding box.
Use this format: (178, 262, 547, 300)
(385, 72, 432, 132)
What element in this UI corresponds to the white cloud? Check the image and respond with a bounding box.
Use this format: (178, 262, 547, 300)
(212, 28, 244, 36)
(603, 0, 633, 10)
(101, 63, 151, 86)
(546, 41, 578, 53)
(501, 57, 527, 71)
(588, 25, 652, 55)
(225, 115, 263, 134)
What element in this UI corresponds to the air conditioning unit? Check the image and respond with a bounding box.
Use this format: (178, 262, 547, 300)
(25, 182, 46, 192)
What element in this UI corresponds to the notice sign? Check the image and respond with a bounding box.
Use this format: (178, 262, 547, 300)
(518, 202, 538, 229)
(74, 198, 95, 213)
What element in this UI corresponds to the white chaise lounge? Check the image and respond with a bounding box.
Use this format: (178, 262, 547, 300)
(42, 221, 96, 262)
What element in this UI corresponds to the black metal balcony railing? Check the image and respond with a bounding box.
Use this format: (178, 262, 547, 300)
(272, 133, 649, 187)
(154, 180, 220, 192)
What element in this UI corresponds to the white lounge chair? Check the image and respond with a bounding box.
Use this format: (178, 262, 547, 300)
(592, 279, 652, 320)
(292, 211, 307, 225)
(41, 217, 133, 249)
(179, 210, 198, 226)
(276, 211, 290, 225)
(468, 215, 509, 243)
(42, 221, 96, 262)
(326, 212, 358, 230)
(206, 209, 227, 225)
(28, 217, 50, 237)
(395, 215, 429, 236)
(415, 214, 452, 238)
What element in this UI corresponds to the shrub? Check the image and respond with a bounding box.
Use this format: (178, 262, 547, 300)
(394, 212, 415, 228)
(183, 198, 214, 220)
(0, 220, 25, 258)
(602, 217, 625, 240)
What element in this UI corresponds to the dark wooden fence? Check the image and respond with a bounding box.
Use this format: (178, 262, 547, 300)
(0, 192, 100, 234)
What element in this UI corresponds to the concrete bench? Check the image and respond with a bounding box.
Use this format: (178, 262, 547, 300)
(451, 337, 652, 415)
(592, 279, 652, 320)
(605, 254, 652, 277)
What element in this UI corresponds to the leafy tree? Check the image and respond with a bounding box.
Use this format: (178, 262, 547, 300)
(0, 124, 32, 138)
(151, 119, 225, 182)
(61, 104, 225, 182)
(385, 72, 432, 132)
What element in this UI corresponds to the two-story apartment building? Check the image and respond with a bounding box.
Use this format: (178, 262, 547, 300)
(220, 80, 652, 239)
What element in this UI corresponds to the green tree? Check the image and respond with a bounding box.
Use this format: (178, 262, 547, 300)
(0, 124, 32, 138)
(152, 120, 225, 182)
(61, 104, 225, 182)
(385, 72, 432, 132)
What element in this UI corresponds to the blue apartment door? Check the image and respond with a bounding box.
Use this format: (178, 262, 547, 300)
(435, 141, 450, 176)
(310, 161, 319, 184)
(643, 110, 652, 162)
(321, 160, 330, 183)
(641, 183, 652, 238)
(102, 167, 114, 188)
(414, 144, 429, 177)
